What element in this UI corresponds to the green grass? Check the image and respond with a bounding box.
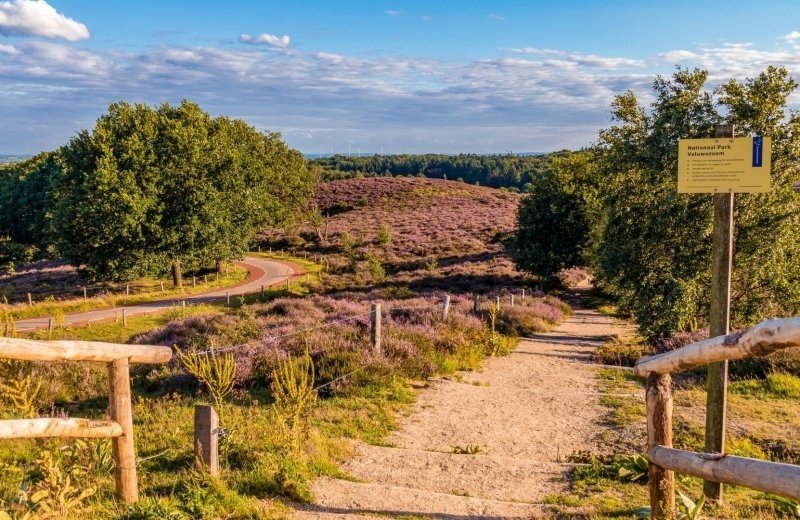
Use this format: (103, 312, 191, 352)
(578, 365, 800, 519)
(730, 372, 800, 400)
(8, 264, 248, 321)
(20, 304, 221, 343)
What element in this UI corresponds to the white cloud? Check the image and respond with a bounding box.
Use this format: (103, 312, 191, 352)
(239, 33, 290, 48)
(657, 49, 698, 63)
(4, 34, 800, 154)
(488, 13, 505, 20)
(385, 10, 400, 16)
(784, 31, 800, 41)
(0, 0, 88, 41)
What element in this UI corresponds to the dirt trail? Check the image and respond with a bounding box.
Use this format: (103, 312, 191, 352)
(294, 288, 634, 519)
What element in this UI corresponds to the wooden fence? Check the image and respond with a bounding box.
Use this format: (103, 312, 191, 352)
(0, 337, 171, 503)
(633, 318, 800, 518)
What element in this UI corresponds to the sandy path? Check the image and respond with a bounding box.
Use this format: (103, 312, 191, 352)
(294, 289, 633, 519)
(15, 256, 300, 332)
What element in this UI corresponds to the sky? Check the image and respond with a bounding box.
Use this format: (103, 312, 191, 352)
(3, 0, 800, 155)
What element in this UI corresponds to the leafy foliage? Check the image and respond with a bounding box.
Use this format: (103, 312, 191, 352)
(512, 152, 593, 278)
(2, 100, 314, 282)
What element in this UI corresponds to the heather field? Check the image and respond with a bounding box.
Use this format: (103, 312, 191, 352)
(260, 177, 526, 293)
(0, 177, 574, 519)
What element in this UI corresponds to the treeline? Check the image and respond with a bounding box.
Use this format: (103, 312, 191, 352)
(0, 100, 314, 283)
(513, 66, 800, 340)
(311, 152, 569, 190)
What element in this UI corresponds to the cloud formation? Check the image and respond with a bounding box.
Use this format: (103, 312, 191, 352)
(385, 10, 401, 16)
(1, 33, 800, 154)
(239, 33, 290, 48)
(0, 0, 89, 41)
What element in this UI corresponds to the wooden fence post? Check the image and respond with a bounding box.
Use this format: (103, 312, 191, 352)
(441, 294, 451, 321)
(194, 405, 219, 476)
(286, 278, 291, 292)
(121, 309, 127, 327)
(204, 274, 208, 284)
(27, 293, 32, 307)
(371, 303, 382, 354)
(83, 287, 88, 302)
(496, 296, 501, 310)
(522, 289, 526, 300)
(511, 294, 515, 307)
(160, 281, 164, 292)
(647, 373, 675, 518)
(47, 318, 53, 333)
(108, 357, 138, 503)
(226, 292, 230, 306)
(473, 294, 480, 314)
(192, 276, 196, 288)
(260, 285, 265, 301)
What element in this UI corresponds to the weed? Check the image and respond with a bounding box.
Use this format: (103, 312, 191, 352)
(451, 444, 482, 455)
(17, 447, 97, 519)
(272, 353, 318, 453)
(1, 297, 16, 337)
(177, 346, 237, 408)
(677, 490, 706, 519)
(0, 371, 42, 418)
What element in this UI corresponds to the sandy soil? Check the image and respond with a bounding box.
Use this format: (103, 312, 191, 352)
(293, 289, 634, 519)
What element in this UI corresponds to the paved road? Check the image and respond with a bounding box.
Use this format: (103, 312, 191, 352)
(16, 256, 297, 332)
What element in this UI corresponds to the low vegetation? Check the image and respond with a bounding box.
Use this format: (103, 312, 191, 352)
(0, 177, 570, 518)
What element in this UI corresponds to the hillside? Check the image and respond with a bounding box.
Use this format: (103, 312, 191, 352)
(263, 176, 526, 293)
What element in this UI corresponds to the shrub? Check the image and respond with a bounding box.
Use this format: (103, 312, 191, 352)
(377, 225, 392, 245)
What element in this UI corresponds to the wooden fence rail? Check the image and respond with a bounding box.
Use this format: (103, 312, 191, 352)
(0, 337, 171, 503)
(634, 317, 800, 517)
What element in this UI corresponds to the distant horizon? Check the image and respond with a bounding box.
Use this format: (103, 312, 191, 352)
(0, 150, 553, 160)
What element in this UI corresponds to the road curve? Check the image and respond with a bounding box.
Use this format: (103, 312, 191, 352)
(15, 256, 298, 332)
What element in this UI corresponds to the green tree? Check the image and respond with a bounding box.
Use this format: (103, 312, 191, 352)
(589, 67, 800, 339)
(512, 152, 593, 279)
(51, 100, 314, 282)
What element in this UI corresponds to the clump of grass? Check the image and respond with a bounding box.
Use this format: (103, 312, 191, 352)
(592, 339, 654, 367)
(451, 444, 482, 455)
(730, 372, 800, 399)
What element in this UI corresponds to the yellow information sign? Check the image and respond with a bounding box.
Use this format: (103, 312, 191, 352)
(678, 136, 771, 193)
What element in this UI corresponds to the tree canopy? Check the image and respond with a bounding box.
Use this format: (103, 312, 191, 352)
(514, 66, 800, 340)
(1, 100, 314, 282)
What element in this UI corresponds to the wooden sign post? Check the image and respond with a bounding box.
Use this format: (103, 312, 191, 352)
(678, 125, 772, 502)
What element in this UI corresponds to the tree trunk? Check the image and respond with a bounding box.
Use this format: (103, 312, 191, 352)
(172, 259, 183, 289)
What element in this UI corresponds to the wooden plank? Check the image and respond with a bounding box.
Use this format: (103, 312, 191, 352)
(441, 294, 451, 321)
(0, 337, 171, 364)
(633, 317, 800, 378)
(649, 445, 800, 500)
(0, 418, 122, 439)
(194, 405, 219, 476)
(109, 358, 138, 503)
(646, 374, 675, 518)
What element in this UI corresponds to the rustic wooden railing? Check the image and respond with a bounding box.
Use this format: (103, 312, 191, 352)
(0, 337, 171, 503)
(633, 318, 800, 518)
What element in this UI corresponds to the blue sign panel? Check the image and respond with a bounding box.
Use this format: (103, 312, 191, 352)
(752, 136, 763, 167)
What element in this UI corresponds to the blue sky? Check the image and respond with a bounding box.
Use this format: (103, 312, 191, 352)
(2, 0, 800, 155)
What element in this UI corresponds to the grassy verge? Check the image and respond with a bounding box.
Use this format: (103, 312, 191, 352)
(561, 337, 800, 518)
(7, 264, 248, 321)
